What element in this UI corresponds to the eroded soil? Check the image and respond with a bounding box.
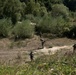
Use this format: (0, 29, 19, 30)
(0, 37, 76, 65)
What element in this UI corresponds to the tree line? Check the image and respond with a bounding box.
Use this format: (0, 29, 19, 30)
(0, 0, 76, 39)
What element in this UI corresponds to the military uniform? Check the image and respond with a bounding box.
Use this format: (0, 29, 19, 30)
(40, 38, 45, 49)
(29, 51, 34, 61)
(73, 44, 76, 53)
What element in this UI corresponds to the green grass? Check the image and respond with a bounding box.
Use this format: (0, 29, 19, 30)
(0, 52, 76, 75)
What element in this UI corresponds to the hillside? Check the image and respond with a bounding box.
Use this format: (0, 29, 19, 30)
(0, 47, 76, 75)
(0, 37, 76, 65)
(0, 0, 76, 39)
(0, 0, 76, 75)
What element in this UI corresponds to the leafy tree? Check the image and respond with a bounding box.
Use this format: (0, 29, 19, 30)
(0, 19, 12, 37)
(51, 4, 69, 18)
(25, 0, 35, 14)
(20, 2, 26, 20)
(38, 0, 52, 11)
(0, 0, 22, 24)
(36, 15, 70, 37)
(39, 6, 47, 16)
(26, 0, 41, 16)
(13, 20, 34, 39)
(3, 0, 21, 16)
(32, 2, 41, 16)
(0, 0, 6, 18)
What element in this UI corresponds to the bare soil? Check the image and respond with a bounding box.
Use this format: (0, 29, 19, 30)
(0, 36, 76, 65)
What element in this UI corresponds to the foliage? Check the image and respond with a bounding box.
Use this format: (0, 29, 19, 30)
(36, 15, 70, 37)
(51, 4, 69, 18)
(0, 0, 23, 24)
(0, 19, 12, 37)
(36, 15, 54, 33)
(26, 1, 40, 16)
(25, 14, 35, 22)
(13, 20, 34, 39)
(0, 0, 76, 38)
(69, 25, 76, 38)
(0, 51, 76, 75)
(39, 6, 47, 16)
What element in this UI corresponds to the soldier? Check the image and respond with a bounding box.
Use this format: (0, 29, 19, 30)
(29, 51, 34, 61)
(40, 38, 45, 49)
(73, 44, 76, 53)
(38, 32, 46, 49)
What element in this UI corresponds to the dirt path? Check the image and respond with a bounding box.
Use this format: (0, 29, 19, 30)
(34, 45, 73, 55)
(0, 45, 73, 65)
(0, 37, 75, 65)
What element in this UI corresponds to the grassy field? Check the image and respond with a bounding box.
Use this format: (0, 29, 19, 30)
(0, 50, 76, 75)
(0, 37, 76, 75)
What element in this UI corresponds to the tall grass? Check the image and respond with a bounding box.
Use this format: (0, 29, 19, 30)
(0, 51, 76, 75)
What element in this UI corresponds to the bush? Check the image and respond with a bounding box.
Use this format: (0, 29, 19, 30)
(54, 16, 71, 36)
(51, 4, 69, 18)
(67, 24, 76, 38)
(25, 14, 35, 22)
(36, 15, 54, 34)
(0, 19, 12, 37)
(39, 6, 47, 17)
(13, 20, 34, 39)
(36, 15, 71, 37)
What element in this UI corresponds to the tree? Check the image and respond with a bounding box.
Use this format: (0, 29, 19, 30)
(26, 0, 41, 16)
(0, 0, 6, 18)
(1, 0, 22, 24)
(38, 0, 52, 11)
(0, 19, 12, 37)
(13, 20, 34, 39)
(51, 4, 69, 18)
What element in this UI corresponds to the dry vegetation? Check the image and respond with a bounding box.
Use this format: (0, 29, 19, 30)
(0, 36, 76, 75)
(0, 37, 76, 65)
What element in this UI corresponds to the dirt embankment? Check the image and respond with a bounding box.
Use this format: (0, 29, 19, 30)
(0, 37, 75, 65)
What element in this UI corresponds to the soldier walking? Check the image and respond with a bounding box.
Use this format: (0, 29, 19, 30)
(29, 51, 34, 61)
(73, 44, 76, 53)
(40, 38, 45, 49)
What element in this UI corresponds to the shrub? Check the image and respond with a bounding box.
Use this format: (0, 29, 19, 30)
(25, 14, 35, 22)
(36, 15, 54, 34)
(54, 16, 71, 36)
(0, 19, 12, 37)
(36, 15, 71, 37)
(13, 20, 34, 39)
(39, 6, 47, 17)
(51, 4, 69, 18)
(68, 24, 76, 38)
